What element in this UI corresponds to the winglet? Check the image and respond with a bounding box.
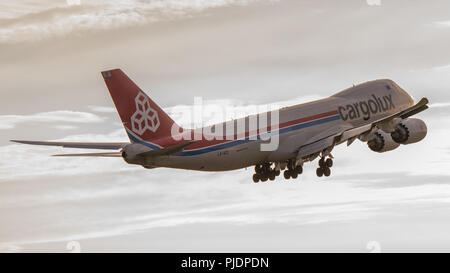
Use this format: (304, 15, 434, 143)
(399, 97, 429, 119)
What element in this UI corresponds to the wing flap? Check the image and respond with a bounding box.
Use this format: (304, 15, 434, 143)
(297, 136, 335, 159)
(10, 140, 129, 150)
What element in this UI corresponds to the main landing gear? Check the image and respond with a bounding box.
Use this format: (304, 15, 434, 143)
(253, 160, 303, 183)
(316, 157, 333, 178)
(253, 163, 280, 183)
(283, 159, 303, 180)
(252, 156, 334, 182)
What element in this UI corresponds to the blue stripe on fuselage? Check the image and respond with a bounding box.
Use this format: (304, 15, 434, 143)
(174, 114, 341, 156)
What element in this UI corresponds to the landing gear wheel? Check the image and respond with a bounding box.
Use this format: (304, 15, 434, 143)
(295, 165, 303, 174)
(291, 172, 298, 179)
(316, 167, 324, 177)
(261, 175, 268, 182)
(269, 172, 276, 181)
(323, 167, 331, 177)
(284, 170, 291, 179)
(275, 170, 280, 176)
(325, 158, 333, 168)
(255, 165, 263, 174)
(252, 174, 260, 183)
(319, 158, 325, 168)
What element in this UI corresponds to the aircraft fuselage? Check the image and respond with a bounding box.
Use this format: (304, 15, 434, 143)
(138, 79, 414, 171)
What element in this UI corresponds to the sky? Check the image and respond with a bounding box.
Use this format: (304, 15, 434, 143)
(0, 0, 450, 252)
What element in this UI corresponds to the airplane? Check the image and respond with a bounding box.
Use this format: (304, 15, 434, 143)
(11, 69, 429, 183)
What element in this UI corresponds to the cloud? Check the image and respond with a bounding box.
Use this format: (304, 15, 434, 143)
(0, 0, 264, 43)
(3, 168, 450, 251)
(88, 105, 116, 113)
(0, 110, 104, 130)
(0, 181, 378, 250)
(53, 125, 78, 130)
(429, 102, 450, 108)
(335, 172, 450, 189)
(433, 64, 450, 70)
(0, 243, 22, 253)
(433, 20, 450, 28)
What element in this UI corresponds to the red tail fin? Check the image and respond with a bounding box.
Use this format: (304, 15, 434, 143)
(101, 69, 178, 148)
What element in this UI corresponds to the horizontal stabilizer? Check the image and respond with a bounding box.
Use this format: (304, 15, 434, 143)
(10, 140, 129, 150)
(52, 152, 123, 157)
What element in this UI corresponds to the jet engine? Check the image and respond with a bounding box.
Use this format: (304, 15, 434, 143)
(390, 118, 427, 144)
(367, 130, 400, 153)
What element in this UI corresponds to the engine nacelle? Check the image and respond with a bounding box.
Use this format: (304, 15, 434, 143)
(390, 118, 427, 144)
(367, 130, 400, 153)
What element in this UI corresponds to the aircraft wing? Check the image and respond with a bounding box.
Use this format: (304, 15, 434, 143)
(10, 140, 129, 150)
(296, 97, 429, 159)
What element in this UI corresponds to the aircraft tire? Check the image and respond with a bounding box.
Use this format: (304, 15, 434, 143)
(295, 165, 303, 174)
(269, 172, 276, 181)
(323, 167, 331, 177)
(283, 170, 291, 179)
(261, 175, 268, 182)
(252, 174, 260, 183)
(319, 158, 325, 168)
(326, 158, 333, 168)
(291, 172, 298, 179)
(316, 167, 324, 177)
